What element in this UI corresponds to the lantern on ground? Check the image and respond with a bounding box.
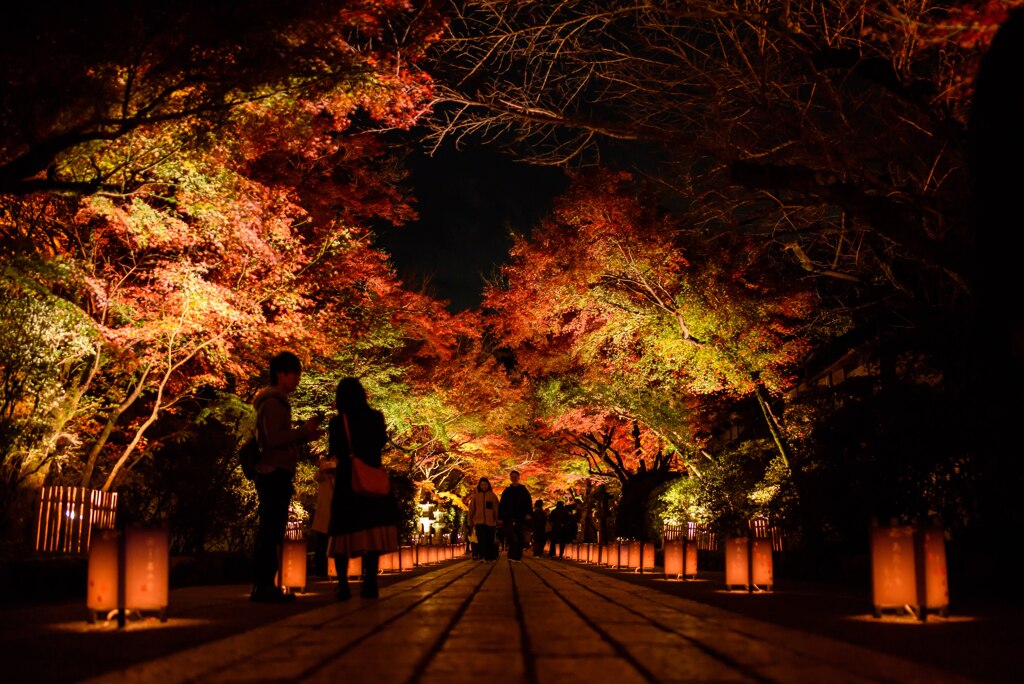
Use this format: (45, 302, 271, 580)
(724, 537, 773, 591)
(664, 540, 683, 579)
(871, 523, 948, 619)
(379, 550, 398, 573)
(279, 537, 307, 594)
(87, 527, 169, 623)
(626, 541, 640, 569)
(400, 546, 415, 571)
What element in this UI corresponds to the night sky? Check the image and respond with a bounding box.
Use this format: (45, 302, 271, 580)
(376, 144, 569, 312)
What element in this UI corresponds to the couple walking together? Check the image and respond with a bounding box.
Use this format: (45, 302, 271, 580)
(251, 351, 399, 603)
(468, 470, 532, 561)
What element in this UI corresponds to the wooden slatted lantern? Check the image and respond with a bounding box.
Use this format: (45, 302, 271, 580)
(871, 524, 949, 619)
(279, 537, 307, 593)
(37, 486, 118, 555)
(87, 527, 169, 623)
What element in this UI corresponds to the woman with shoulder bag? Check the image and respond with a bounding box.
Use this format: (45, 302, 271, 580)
(327, 377, 399, 600)
(467, 477, 500, 561)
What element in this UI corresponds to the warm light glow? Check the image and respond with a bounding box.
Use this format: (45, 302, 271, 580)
(86, 530, 119, 614)
(328, 556, 362, 578)
(278, 538, 307, 592)
(37, 486, 118, 554)
(604, 543, 619, 568)
(724, 537, 773, 590)
(48, 617, 211, 633)
(380, 551, 399, 572)
(663, 540, 697, 579)
(870, 525, 948, 617)
(87, 528, 169, 622)
(400, 546, 415, 571)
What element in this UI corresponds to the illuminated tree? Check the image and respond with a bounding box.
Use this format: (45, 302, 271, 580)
(487, 172, 817, 466)
(0, 1, 445, 541)
(430, 0, 992, 337)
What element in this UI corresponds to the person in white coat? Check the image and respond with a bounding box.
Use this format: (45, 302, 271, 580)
(467, 477, 500, 561)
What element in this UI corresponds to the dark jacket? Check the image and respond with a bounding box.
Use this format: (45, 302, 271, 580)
(253, 387, 310, 473)
(498, 483, 532, 522)
(328, 408, 399, 535)
(531, 507, 547, 536)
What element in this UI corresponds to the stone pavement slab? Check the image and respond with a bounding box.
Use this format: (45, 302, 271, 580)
(69, 557, 982, 684)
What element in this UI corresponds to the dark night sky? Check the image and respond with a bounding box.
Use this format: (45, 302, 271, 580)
(375, 144, 568, 312)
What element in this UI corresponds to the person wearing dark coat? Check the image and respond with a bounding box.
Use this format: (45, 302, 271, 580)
(497, 470, 532, 561)
(547, 501, 568, 558)
(328, 377, 399, 600)
(530, 500, 547, 557)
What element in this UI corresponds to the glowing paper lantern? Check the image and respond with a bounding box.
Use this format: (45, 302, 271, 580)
(627, 541, 640, 569)
(379, 551, 399, 572)
(400, 546, 415, 571)
(871, 524, 948, 619)
(278, 538, 307, 593)
(87, 527, 169, 623)
(724, 537, 773, 591)
(327, 555, 364, 579)
(665, 537, 698, 579)
(125, 528, 170, 611)
(86, 529, 119, 619)
(602, 543, 615, 567)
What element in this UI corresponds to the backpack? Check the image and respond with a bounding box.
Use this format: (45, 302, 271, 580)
(238, 394, 285, 481)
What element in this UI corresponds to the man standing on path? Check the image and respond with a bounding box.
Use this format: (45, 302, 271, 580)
(498, 470, 532, 562)
(251, 351, 323, 603)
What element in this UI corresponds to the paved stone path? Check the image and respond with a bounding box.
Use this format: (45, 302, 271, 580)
(84, 558, 977, 684)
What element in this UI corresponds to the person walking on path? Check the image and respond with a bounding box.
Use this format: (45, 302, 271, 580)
(328, 377, 400, 601)
(547, 501, 568, 558)
(310, 454, 337, 577)
(251, 351, 323, 603)
(531, 500, 548, 557)
(467, 477, 500, 561)
(498, 470, 532, 561)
